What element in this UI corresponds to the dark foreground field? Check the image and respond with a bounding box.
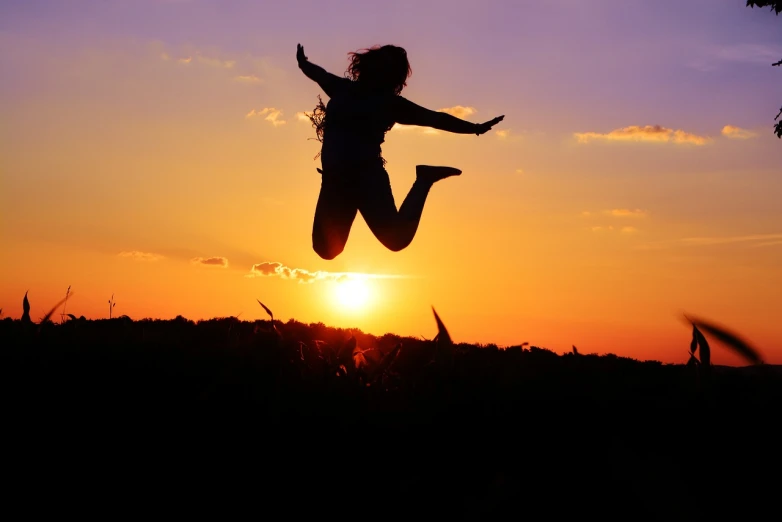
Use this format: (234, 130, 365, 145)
(2, 315, 780, 519)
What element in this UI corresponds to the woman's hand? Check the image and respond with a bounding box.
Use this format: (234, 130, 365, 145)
(475, 115, 505, 136)
(297, 43, 308, 64)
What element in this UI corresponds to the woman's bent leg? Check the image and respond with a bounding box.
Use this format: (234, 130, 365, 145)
(312, 170, 358, 260)
(359, 165, 460, 252)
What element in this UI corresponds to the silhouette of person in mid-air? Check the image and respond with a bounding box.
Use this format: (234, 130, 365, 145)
(297, 43, 504, 260)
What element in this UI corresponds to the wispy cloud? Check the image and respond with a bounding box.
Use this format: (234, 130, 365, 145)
(178, 56, 192, 64)
(495, 129, 511, 138)
(574, 125, 710, 145)
(606, 208, 647, 218)
(390, 123, 439, 135)
(713, 43, 782, 65)
(515, 168, 524, 175)
(689, 43, 782, 71)
(638, 233, 782, 251)
(582, 209, 648, 218)
(246, 261, 404, 283)
(118, 251, 164, 261)
(590, 225, 639, 234)
(192, 257, 228, 267)
(296, 111, 312, 122)
(235, 74, 262, 84)
(680, 233, 782, 246)
(438, 105, 477, 119)
(721, 125, 758, 140)
(246, 107, 286, 126)
(196, 54, 235, 68)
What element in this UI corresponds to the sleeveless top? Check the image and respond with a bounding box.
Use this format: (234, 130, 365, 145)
(319, 80, 399, 170)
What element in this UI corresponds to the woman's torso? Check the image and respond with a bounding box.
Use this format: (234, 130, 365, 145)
(320, 82, 396, 170)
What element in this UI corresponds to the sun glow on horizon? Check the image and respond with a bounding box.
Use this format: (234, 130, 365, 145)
(334, 278, 372, 311)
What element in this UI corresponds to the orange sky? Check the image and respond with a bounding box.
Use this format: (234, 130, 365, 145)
(1, 1, 781, 365)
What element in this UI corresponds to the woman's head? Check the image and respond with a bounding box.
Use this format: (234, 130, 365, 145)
(346, 45, 411, 95)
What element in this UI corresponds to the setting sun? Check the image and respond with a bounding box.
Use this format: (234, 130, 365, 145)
(334, 278, 371, 310)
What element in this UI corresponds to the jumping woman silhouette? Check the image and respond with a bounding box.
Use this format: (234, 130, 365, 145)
(297, 43, 504, 260)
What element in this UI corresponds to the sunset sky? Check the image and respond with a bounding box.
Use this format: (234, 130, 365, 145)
(2, 0, 781, 365)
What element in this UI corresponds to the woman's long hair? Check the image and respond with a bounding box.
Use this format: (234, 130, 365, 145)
(346, 45, 411, 95)
(309, 45, 412, 147)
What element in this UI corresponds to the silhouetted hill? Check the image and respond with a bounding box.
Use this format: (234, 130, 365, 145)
(1, 315, 778, 519)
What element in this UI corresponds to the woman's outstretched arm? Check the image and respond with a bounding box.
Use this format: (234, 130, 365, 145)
(297, 43, 346, 99)
(394, 97, 504, 135)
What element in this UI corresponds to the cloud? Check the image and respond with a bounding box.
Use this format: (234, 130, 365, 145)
(171, 50, 235, 69)
(714, 44, 782, 65)
(495, 129, 511, 138)
(296, 111, 312, 122)
(516, 169, 524, 175)
(605, 208, 647, 218)
(680, 233, 782, 246)
(688, 43, 782, 72)
(118, 251, 163, 261)
(582, 209, 648, 218)
(752, 240, 782, 248)
(246, 107, 286, 126)
(574, 125, 710, 145)
(589, 225, 639, 234)
(438, 105, 477, 119)
(196, 54, 235, 68)
(247, 261, 343, 283)
(192, 257, 228, 268)
(235, 74, 262, 84)
(247, 261, 406, 283)
(721, 125, 757, 140)
(389, 123, 439, 135)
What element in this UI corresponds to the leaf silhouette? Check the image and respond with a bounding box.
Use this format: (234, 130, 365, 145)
(687, 315, 763, 365)
(689, 327, 699, 356)
(338, 336, 357, 365)
(257, 299, 274, 321)
(40, 295, 70, 325)
(22, 291, 31, 323)
(691, 324, 711, 367)
(373, 343, 402, 379)
(432, 307, 452, 347)
(67, 314, 77, 321)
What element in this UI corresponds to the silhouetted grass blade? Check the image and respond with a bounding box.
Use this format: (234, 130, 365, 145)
(40, 295, 70, 325)
(256, 299, 274, 321)
(688, 316, 763, 365)
(22, 291, 31, 323)
(692, 324, 711, 367)
(690, 327, 698, 356)
(373, 343, 401, 380)
(431, 307, 452, 346)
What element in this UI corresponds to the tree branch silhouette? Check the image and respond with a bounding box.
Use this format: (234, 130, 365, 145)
(746, 1, 782, 137)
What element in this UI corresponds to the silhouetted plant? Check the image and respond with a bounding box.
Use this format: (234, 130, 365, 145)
(686, 315, 763, 365)
(60, 285, 71, 324)
(257, 298, 281, 337)
(22, 291, 31, 324)
(108, 294, 116, 319)
(747, 1, 782, 137)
